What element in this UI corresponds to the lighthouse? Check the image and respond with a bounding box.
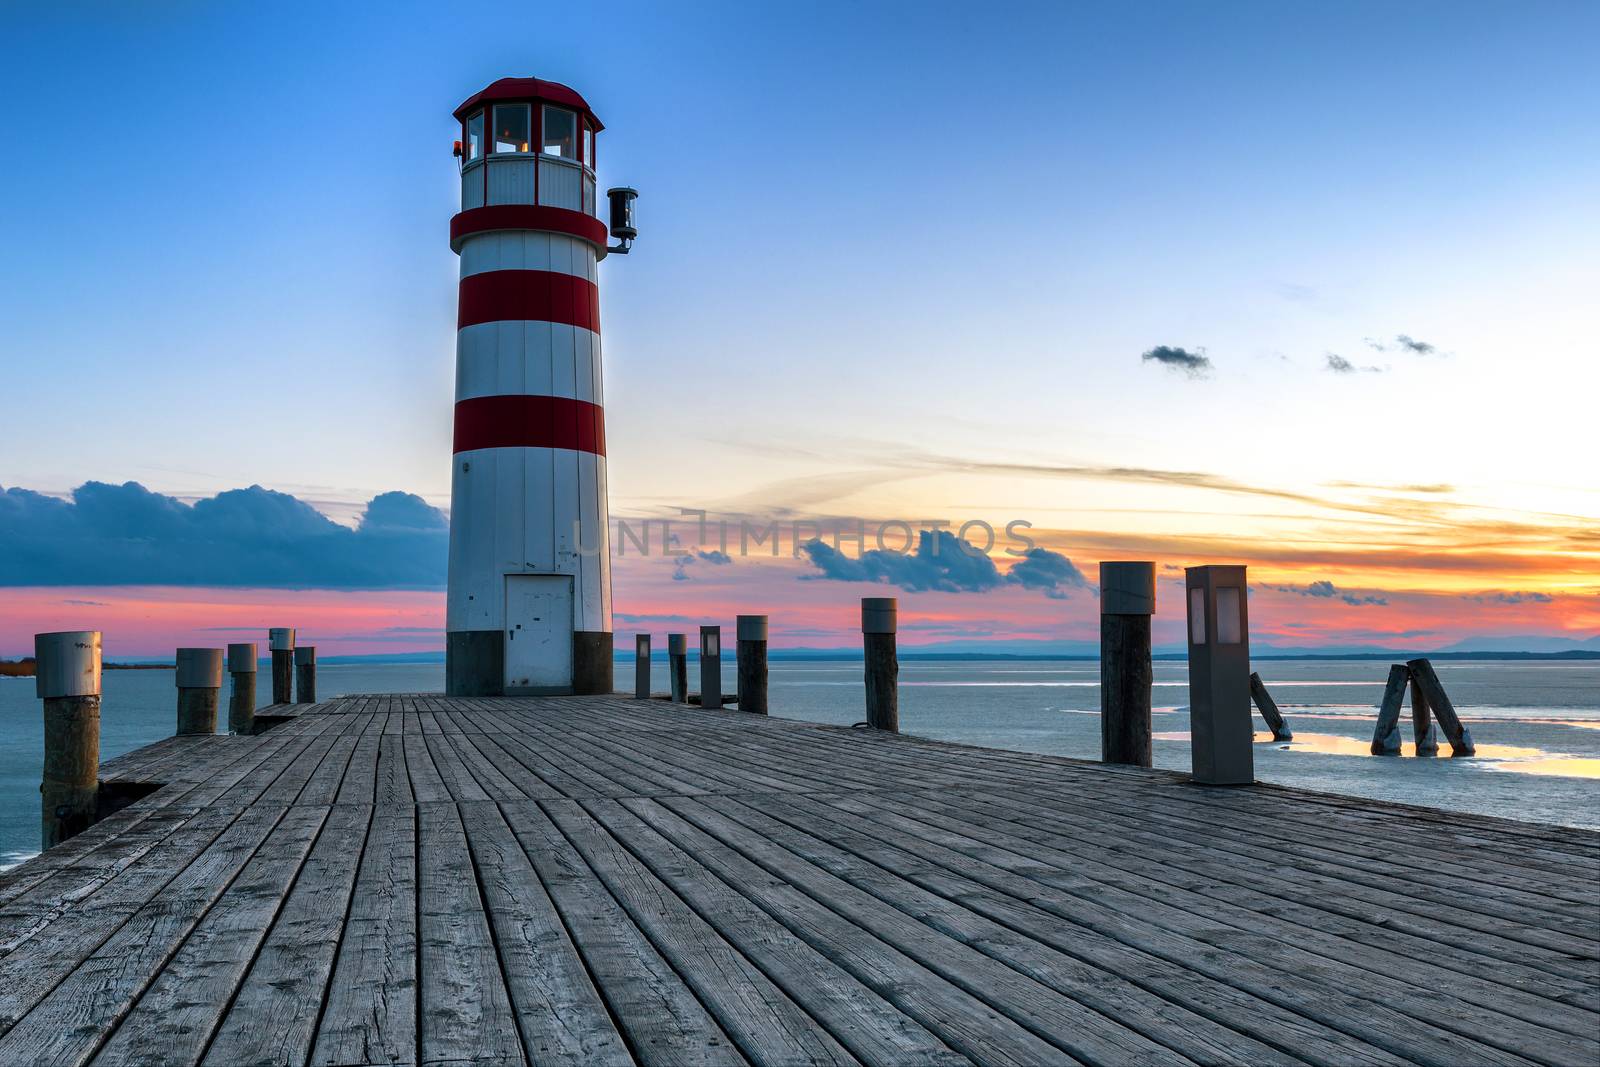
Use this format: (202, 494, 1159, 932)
(445, 78, 636, 696)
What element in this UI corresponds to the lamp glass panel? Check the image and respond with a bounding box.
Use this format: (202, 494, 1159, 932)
(493, 104, 530, 153)
(1188, 587, 1207, 645)
(703, 632, 720, 657)
(1216, 587, 1242, 644)
(466, 111, 484, 160)
(543, 106, 576, 157)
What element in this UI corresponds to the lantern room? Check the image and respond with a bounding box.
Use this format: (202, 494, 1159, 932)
(455, 77, 603, 218)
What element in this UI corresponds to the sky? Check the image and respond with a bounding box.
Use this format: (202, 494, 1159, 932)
(2, 1, 1598, 659)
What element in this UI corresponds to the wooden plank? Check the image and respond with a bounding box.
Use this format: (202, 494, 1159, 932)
(587, 796, 975, 1065)
(650, 795, 1192, 1066)
(498, 798, 747, 1066)
(722, 792, 1346, 1066)
(946, 785, 1599, 1007)
(744, 792, 1399, 1067)
(89, 806, 333, 1065)
(541, 798, 858, 1066)
(309, 811, 418, 1067)
(0, 806, 243, 1026)
(374, 734, 414, 808)
(0, 806, 290, 1066)
(837, 787, 1600, 1041)
(402, 729, 451, 803)
(616, 798, 1079, 1066)
(416, 802, 525, 1066)
(457, 801, 632, 1064)
(845, 792, 1557, 1066)
(200, 804, 372, 1065)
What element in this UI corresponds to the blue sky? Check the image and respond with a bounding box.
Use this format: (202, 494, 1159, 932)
(2, 2, 1597, 653)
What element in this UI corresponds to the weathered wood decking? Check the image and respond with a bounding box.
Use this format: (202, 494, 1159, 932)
(1, 694, 1596, 1066)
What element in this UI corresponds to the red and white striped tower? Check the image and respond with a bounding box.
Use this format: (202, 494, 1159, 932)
(445, 78, 626, 696)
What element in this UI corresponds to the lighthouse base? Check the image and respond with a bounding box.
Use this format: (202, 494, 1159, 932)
(446, 631, 504, 697)
(572, 631, 614, 695)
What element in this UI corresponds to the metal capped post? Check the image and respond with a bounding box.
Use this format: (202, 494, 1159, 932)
(1099, 562, 1155, 766)
(36, 631, 102, 850)
(295, 646, 317, 703)
(175, 648, 223, 735)
(699, 626, 723, 709)
(268, 628, 295, 704)
(227, 643, 258, 735)
(668, 633, 688, 703)
(1184, 566, 1253, 785)
(862, 598, 899, 732)
(736, 615, 769, 714)
(634, 634, 651, 699)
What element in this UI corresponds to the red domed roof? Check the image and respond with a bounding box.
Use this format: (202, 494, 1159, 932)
(454, 77, 603, 131)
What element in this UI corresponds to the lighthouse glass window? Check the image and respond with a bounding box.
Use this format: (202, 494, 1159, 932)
(542, 107, 576, 158)
(492, 104, 530, 153)
(465, 111, 484, 162)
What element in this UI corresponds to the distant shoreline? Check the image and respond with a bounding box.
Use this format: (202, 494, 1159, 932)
(0, 661, 171, 678)
(3, 650, 1595, 677)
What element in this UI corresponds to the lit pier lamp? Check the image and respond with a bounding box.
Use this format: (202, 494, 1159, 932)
(1185, 565, 1254, 785)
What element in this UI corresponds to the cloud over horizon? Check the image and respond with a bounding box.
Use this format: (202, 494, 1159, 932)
(799, 531, 1088, 599)
(1267, 579, 1388, 606)
(0, 481, 447, 588)
(1140, 345, 1213, 378)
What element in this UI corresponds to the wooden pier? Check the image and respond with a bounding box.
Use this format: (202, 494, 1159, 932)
(1, 694, 1596, 1066)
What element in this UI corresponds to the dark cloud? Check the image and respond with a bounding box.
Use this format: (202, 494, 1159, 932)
(1325, 353, 1383, 374)
(799, 531, 1085, 600)
(1140, 345, 1212, 378)
(0, 481, 447, 588)
(1267, 580, 1386, 606)
(800, 531, 1004, 593)
(1006, 549, 1089, 600)
(1367, 334, 1439, 355)
(670, 549, 733, 581)
(1463, 591, 1554, 605)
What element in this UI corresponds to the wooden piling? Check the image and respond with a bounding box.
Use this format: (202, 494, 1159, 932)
(227, 643, 257, 735)
(862, 597, 899, 732)
(633, 634, 651, 698)
(1248, 672, 1294, 741)
(35, 631, 102, 851)
(1412, 679, 1439, 756)
(1099, 562, 1155, 766)
(294, 646, 317, 703)
(736, 615, 768, 714)
(668, 633, 688, 703)
(175, 648, 223, 735)
(699, 626, 722, 709)
(269, 627, 294, 704)
(1371, 664, 1408, 755)
(1407, 658, 1475, 756)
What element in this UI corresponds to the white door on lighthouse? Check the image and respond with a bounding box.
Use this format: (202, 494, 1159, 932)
(503, 574, 573, 693)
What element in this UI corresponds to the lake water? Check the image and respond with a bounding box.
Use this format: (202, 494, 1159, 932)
(3, 658, 1597, 867)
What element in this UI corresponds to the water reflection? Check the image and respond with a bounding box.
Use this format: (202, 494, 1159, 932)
(1150, 730, 1600, 778)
